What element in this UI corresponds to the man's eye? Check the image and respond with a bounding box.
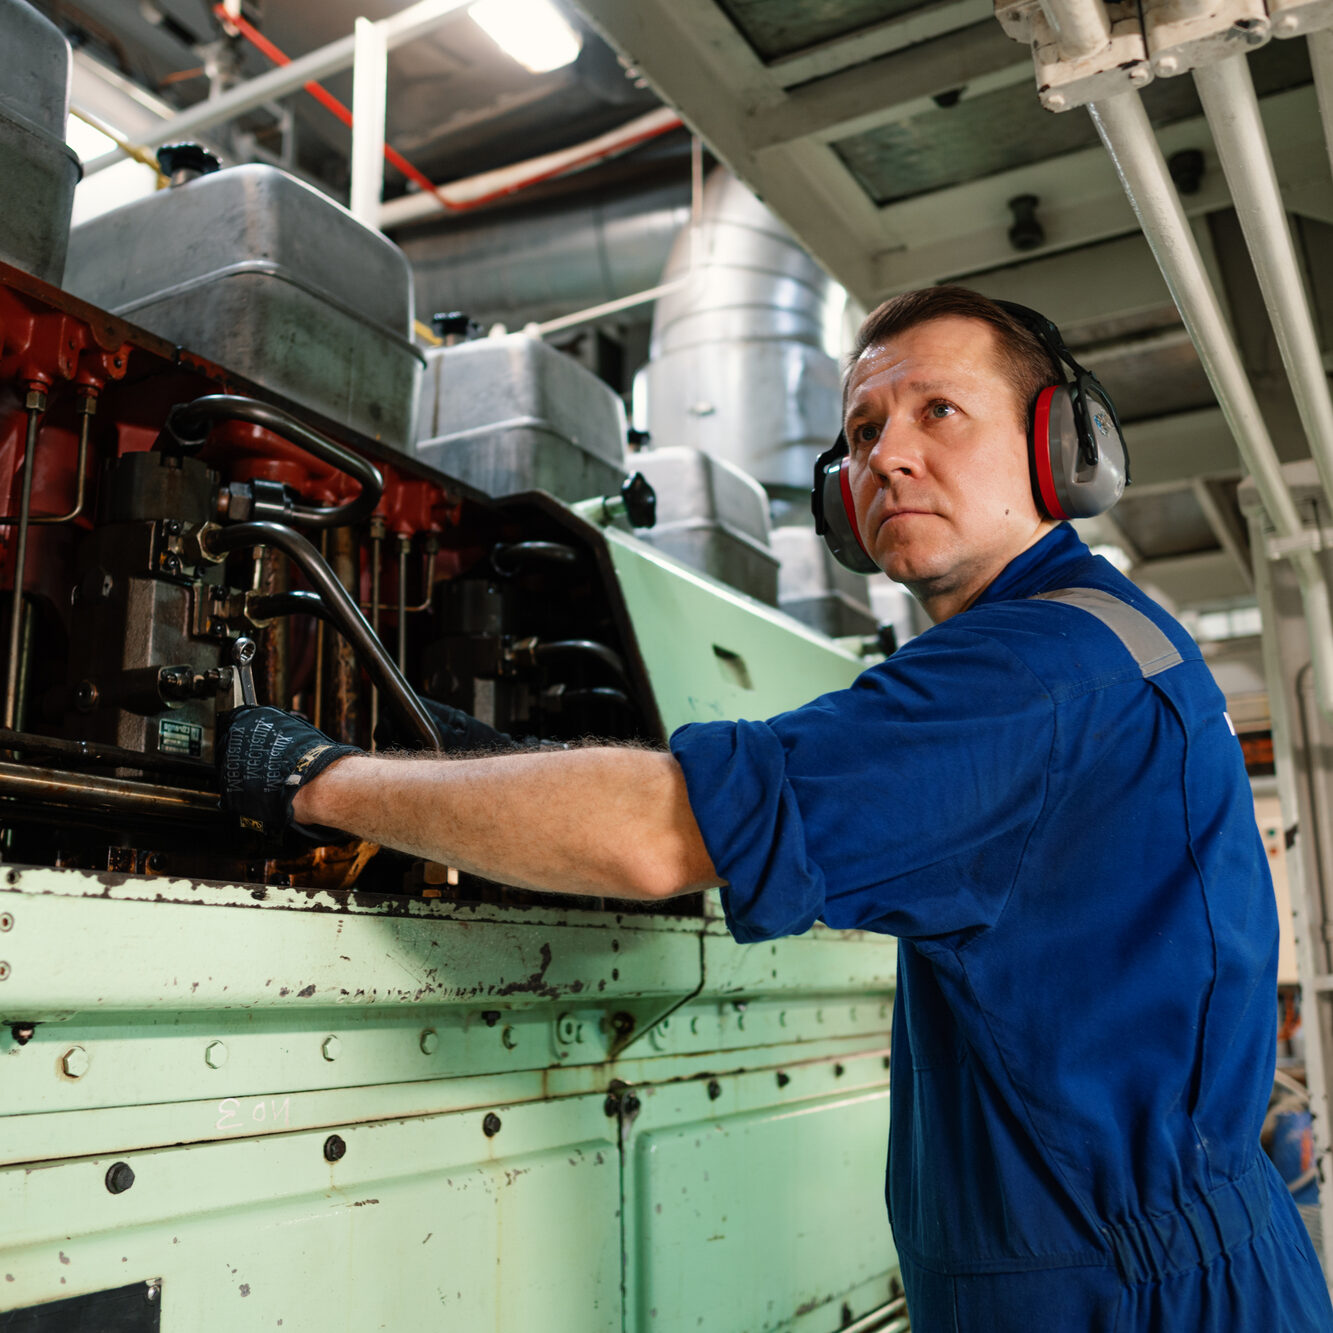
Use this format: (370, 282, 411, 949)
(927, 401, 956, 420)
(851, 423, 879, 447)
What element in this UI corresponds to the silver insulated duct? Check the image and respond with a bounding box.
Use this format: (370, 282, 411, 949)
(633, 168, 843, 495)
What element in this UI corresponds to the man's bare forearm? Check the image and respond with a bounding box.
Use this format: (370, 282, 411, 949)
(291, 746, 721, 900)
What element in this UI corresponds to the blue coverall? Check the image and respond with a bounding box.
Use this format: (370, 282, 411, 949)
(670, 523, 1333, 1331)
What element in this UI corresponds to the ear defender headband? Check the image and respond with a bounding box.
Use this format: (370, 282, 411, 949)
(811, 301, 1131, 575)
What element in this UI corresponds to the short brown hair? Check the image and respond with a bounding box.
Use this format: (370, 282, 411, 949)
(846, 285, 1061, 427)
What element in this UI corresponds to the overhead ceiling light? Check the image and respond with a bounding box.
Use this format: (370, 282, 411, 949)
(469, 0, 583, 73)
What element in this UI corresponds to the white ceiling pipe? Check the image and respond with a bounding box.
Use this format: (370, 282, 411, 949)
(1089, 90, 1333, 723)
(349, 16, 388, 226)
(1038, 0, 1112, 59)
(1194, 55, 1333, 503)
(1312, 31, 1333, 185)
(378, 108, 684, 229)
(82, 0, 477, 176)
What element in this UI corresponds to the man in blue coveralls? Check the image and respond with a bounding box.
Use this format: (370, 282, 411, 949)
(220, 286, 1333, 1330)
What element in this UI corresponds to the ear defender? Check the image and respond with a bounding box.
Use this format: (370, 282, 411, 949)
(811, 303, 1133, 574)
(812, 433, 880, 575)
(994, 299, 1130, 521)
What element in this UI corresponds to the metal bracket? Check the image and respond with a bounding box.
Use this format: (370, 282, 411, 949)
(1266, 528, 1331, 559)
(1140, 0, 1270, 78)
(995, 0, 1151, 111)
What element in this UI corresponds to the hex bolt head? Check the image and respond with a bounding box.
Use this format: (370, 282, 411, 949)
(1275, 12, 1299, 33)
(204, 1041, 228, 1069)
(555, 1014, 578, 1046)
(323, 1134, 347, 1163)
(321, 1035, 341, 1061)
(1043, 91, 1066, 110)
(482, 1112, 502, 1138)
(61, 1046, 90, 1078)
(1155, 53, 1180, 75)
(105, 1161, 135, 1194)
(0, 912, 12, 931)
(1128, 62, 1152, 84)
(419, 1028, 439, 1055)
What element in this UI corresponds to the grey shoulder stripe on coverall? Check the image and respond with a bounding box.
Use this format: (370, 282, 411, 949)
(1030, 588, 1184, 679)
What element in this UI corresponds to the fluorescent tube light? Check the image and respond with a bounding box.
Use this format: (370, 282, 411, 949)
(469, 0, 583, 73)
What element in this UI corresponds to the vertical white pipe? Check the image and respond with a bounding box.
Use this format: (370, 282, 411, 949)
(1088, 91, 1333, 720)
(350, 15, 388, 227)
(1194, 57, 1333, 495)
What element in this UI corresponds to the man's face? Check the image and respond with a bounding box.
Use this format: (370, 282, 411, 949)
(842, 315, 1052, 617)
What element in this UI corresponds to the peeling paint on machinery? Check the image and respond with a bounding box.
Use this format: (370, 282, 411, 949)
(0, 48, 900, 1325)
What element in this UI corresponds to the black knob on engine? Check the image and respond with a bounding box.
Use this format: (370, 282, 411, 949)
(620, 472, 656, 530)
(157, 143, 222, 186)
(431, 311, 482, 344)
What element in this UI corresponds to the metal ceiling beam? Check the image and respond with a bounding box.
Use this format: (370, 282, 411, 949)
(574, 0, 881, 296)
(872, 84, 1330, 296)
(1192, 475, 1255, 589)
(767, 0, 994, 86)
(745, 23, 1028, 150)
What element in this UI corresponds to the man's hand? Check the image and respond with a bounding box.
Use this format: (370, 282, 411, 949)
(218, 706, 362, 841)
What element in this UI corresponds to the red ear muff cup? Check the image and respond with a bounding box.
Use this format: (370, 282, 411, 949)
(837, 456, 874, 563)
(1031, 386, 1068, 521)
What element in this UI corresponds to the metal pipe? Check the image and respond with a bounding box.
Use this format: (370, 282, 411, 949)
(1087, 91, 1333, 722)
(4, 397, 43, 730)
(161, 395, 384, 529)
(369, 521, 384, 748)
(0, 727, 210, 776)
(0, 761, 220, 820)
(1311, 31, 1333, 189)
(397, 536, 411, 673)
(83, 0, 478, 174)
(842, 1296, 910, 1333)
(0, 394, 94, 528)
(1039, 0, 1111, 59)
(1194, 56, 1333, 497)
(349, 16, 388, 227)
(328, 526, 364, 746)
(201, 521, 442, 748)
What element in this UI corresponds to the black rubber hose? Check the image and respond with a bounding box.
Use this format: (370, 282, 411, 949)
(491, 541, 580, 577)
(201, 521, 442, 749)
(247, 589, 335, 625)
(534, 639, 628, 684)
(158, 395, 384, 529)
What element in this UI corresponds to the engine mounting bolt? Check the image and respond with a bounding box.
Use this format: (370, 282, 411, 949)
(1275, 12, 1299, 33)
(1155, 53, 1179, 75)
(323, 1135, 347, 1163)
(61, 1046, 90, 1078)
(1043, 91, 1066, 110)
(204, 1041, 228, 1069)
(105, 1161, 135, 1194)
(419, 1029, 439, 1055)
(1128, 62, 1152, 84)
(482, 1113, 502, 1138)
(321, 1036, 341, 1061)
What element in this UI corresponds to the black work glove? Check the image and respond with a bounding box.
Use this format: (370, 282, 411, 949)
(219, 706, 363, 842)
(374, 696, 520, 754)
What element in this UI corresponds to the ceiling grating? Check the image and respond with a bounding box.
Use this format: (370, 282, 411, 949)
(713, 0, 930, 62)
(832, 37, 1313, 206)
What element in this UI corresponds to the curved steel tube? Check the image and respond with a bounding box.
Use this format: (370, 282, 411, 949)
(0, 761, 220, 820)
(159, 395, 384, 529)
(203, 521, 441, 748)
